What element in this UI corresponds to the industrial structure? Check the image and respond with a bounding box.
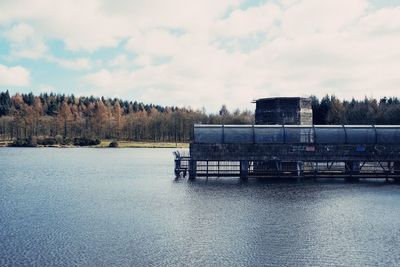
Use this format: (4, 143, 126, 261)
(254, 97, 313, 125)
(174, 97, 400, 182)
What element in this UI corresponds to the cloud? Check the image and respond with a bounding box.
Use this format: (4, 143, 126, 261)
(125, 29, 183, 58)
(83, 69, 134, 91)
(4, 23, 47, 59)
(0, 0, 241, 52)
(2, 0, 400, 111)
(281, 0, 368, 37)
(4, 23, 92, 70)
(0, 0, 125, 51)
(47, 57, 92, 70)
(81, 0, 400, 111)
(0, 64, 30, 86)
(214, 3, 281, 37)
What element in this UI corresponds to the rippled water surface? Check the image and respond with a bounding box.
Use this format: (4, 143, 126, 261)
(1, 148, 400, 266)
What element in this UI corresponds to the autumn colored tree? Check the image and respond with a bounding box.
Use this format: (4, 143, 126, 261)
(59, 101, 73, 139)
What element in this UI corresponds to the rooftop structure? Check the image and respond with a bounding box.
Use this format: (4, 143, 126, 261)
(254, 97, 313, 125)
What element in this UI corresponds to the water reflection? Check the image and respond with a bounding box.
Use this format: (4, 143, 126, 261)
(1, 148, 400, 266)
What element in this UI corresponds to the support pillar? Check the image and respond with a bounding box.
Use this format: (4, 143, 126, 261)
(189, 160, 197, 180)
(345, 161, 360, 182)
(394, 162, 400, 174)
(240, 160, 249, 181)
(174, 158, 181, 177)
(296, 161, 303, 182)
(394, 162, 400, 183)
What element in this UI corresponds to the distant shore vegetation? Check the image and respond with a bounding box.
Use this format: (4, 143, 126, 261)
(1, 91, 400, 147)
(0, 91, 252, 146)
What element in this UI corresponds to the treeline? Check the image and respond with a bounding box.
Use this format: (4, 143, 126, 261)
(1, 91, 400, 143)
(311, 95, 400, 124)
(0, 91, 253, 142)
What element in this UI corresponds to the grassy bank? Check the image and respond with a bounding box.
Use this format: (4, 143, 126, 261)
(0, 140, 189, 148)
(0, 140, 11, 147)
(97, 140, 189, 148)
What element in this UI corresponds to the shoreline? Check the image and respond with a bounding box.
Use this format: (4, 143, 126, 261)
(0, 140, 189, 149)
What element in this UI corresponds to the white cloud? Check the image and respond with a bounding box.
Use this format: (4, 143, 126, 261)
(0, 0, 241, 51)
(109, 54, 131, 68)
(0, 64, 30, 86)
(281, 0, 369, 37)
(84, 69, 134, 90)
(4, 23, 47, 59)
(214, 3, 281, 37)
(4, 23, 92, 70)
(0, 0, 125, 51)
(47, 57, 92, 70)
(125, 29, 183, 58)
(357, 7, 400, 34)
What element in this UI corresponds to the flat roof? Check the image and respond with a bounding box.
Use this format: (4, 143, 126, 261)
(252, 97, 310, 103)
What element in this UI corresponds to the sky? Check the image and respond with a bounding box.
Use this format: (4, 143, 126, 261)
(0, 0, 399, 112)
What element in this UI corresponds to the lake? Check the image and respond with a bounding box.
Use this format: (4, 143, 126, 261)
(1, 148, 400, 266)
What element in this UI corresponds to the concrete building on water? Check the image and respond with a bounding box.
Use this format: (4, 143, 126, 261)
(254, 97, 313, 125)
(174, 97, 400, 182)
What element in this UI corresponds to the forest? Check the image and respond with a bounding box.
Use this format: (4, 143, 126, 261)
(1, 90, 400, 145)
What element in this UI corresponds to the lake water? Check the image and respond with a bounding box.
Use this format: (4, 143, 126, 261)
(1, 148, 400, 266)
